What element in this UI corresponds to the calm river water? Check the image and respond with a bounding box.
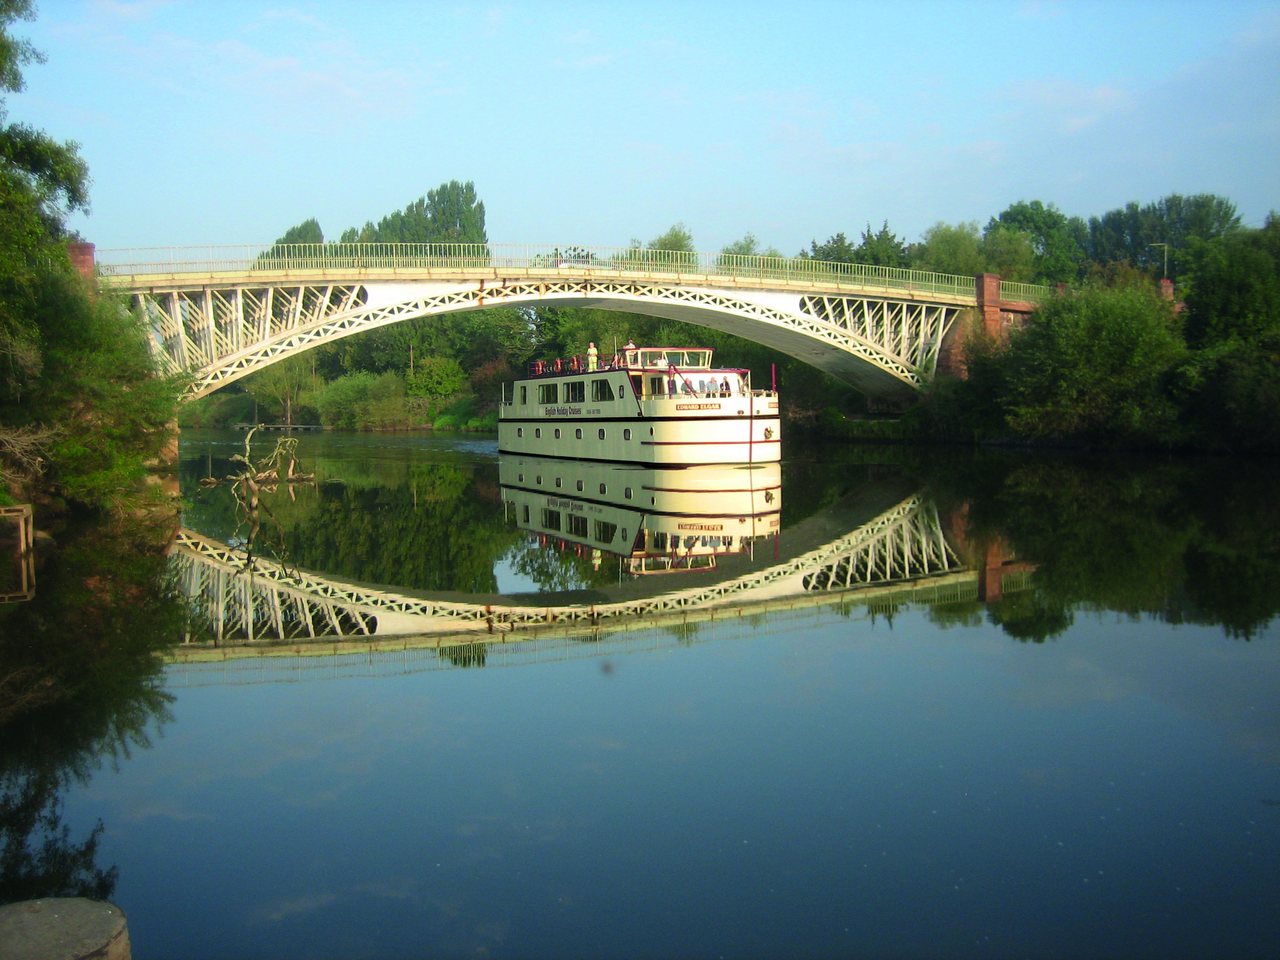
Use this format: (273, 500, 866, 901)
(3, 430, 1278, 959)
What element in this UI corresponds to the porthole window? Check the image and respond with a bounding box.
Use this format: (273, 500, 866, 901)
(623, 428, 632, 440)
(517, 427, 523, 438)
(518, 472, 524, 482)
(575, 428, 583, 439)
(554, 428, 561, 439)
(624, 487, 633, 500)
(555, 477, 562, 488)
(535, 428, 542, 438)
(536, 475, 542, 484)
(598, 428, 606, 440)
(599, 483, 607, 495)
(649, 427, 654, 436)
(576, 480, 584, 492)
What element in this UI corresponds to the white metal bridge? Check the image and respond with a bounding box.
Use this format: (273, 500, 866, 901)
(171, 492, 974, 648)
(98, 243, 1049, 401)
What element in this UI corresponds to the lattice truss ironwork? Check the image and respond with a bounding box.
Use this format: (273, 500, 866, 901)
(173, 545, 379, 643)
(170, 495, 969, 643)
(802, 500, 964, 591)
(135, 285, 367, 381)
(133, 278, 964, 400)
(799, 294, 960, 376)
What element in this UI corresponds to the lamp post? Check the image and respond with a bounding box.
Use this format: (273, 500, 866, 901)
(1149, 243, 1170, 279)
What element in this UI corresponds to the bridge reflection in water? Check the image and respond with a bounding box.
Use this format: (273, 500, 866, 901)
(170, 459, 1026, 662)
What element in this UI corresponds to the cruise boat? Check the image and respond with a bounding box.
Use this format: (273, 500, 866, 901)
(500, 456, 781, 576)
(498, 345, 780, 465)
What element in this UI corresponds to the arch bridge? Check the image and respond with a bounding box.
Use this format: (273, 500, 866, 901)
(170, 492, 994, 648)
(94, 243, 1047, 401)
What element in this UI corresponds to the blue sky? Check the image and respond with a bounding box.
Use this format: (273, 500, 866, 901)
(10, 0, 1280, 255)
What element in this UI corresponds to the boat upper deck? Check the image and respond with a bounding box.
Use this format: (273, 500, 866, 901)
(524, 346, 726, 379)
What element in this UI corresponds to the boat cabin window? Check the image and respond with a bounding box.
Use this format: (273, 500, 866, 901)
(538, 383, 558, 404)
(629, 375, 642, 397)
(594, 520, 618, 542)
(541, 508, 561, 531)
(568, 514, 588, 537)
(648, 376, 664, 396)
(520, 386, 526, 404)
(565, 381, 585, 403)
(636, 349, 711, 369)
(591, 379, 612, 402)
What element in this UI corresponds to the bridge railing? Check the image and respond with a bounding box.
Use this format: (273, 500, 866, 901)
(96, 242, 1019, 301)
(998, 279, 1053, 303)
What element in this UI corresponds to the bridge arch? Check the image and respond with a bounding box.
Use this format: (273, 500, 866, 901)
(100, 244, 1048, 401)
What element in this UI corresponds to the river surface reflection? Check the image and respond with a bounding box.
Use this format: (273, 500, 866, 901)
(3, 431, 1278, 959)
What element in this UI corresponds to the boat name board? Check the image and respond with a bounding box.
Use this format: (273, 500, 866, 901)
(675, 402, 723, 411)
(678, 522, 724, 531)
(545, 405, 585, 417)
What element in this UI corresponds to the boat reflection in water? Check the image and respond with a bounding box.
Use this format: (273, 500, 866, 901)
(499, 456, 781, 579)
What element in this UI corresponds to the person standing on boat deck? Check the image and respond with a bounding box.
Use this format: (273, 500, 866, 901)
(668, 369, 677, 398)
(720, 376, 730, 397)
(624, 339, 637, 367)
(587, 342, 598, 371)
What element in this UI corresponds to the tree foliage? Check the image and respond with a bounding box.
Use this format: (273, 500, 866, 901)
(275, 217, 323, 245)
(800, 232, 857, 263)
(987, 200, 1086, 283)
(1085, 193, 1239, 277)
(1180, 214, 1280, 348)
(854, 221, 909, 268)
(0, 4, 180, 507)
(913, 221, 985, 276)
(339, 180, 486, 245)
(997, 284, 1185, 446)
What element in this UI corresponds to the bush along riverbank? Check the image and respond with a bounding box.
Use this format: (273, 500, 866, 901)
(819, 264, 1280, 454)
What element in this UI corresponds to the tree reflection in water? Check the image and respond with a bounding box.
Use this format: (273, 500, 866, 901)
(929, 455, 1280, 642)
(0, 515, 185, 905)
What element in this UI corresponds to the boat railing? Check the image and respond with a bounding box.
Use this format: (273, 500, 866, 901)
(526, 355, 614, 377)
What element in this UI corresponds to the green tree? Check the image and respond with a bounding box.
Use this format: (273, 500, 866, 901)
(987, 200, 1086, 283)
(339, 180, 487, 246)
(1180, 215, 1280, 348)
(1086, 193, 1240, 276)
(0, 0, 89, 407)
(999, 284, 1185, 445)
(912, 221, 986, 276)
(854, 221, 909, 268)
(407, 355, 466, 401)
(243, 354, 316, 426)
(0, 2, 180, 509)
(647, 223, 694, 252)
(718, 232, 784, 262)
(980, 225, 1036, 282)
(274, 218, 323, 245)
(800, 232, 857, 263)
